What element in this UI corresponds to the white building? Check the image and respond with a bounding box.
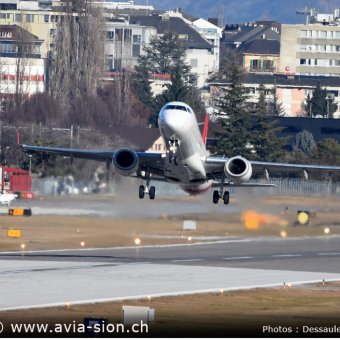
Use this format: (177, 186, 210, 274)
(280, 9, 340, 77)
(191, 18, 222, 76)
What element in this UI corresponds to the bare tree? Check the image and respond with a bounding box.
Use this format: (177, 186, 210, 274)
(49, 0, 105, 121)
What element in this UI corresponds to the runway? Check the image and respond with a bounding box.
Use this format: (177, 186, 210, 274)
(1, 235, 340, 311)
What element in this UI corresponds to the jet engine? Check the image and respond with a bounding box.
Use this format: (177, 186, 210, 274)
(112, 149, 139, 176)
(224, 156, 252, 183)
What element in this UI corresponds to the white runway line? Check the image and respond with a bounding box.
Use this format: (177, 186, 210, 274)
(170, 259, 203, 262)
(318, 252, 340, 256)
(272, 254, 302, 258)
(222, 256, 253, 260)
(2, 260, 339, 311)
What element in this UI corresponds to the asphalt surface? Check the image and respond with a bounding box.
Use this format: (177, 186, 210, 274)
(1, 235, 340, 273)
(1, 194, 340, 311)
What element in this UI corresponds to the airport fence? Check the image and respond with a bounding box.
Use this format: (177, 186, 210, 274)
(31, 177, 339, 197)
(248, 178, 339, 197)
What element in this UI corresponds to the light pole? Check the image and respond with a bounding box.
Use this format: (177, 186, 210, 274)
(29, 155, 32, 175)
(326, 95, 332, 118)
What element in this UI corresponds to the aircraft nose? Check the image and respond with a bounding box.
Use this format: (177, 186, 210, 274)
(160, 109, 187, 131)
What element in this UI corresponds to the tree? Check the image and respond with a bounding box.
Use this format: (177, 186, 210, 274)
(292, 130, 317, 157)
(269, 84, 285, 116)
(312, 138, 340, 165)
(252, 84, 287, 161)
(214, 54, 253, 158)
(305, 82, 337, 118)
(49, 0, 104, 122)
(133, 32, 204, 125)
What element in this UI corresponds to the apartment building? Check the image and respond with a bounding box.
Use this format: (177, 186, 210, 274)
(280, 9, 340, 76)
(104, 17, 157, 71)
(0, 24, 44, 96)
(209, 73, 340, 118)
(130, 12, 215, 88)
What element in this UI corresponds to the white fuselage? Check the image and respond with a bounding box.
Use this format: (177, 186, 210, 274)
(158, 102, 212, 194)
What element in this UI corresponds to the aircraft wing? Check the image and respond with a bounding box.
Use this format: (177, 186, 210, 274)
(20, 144, 166, 176)
(206, 156, 340, 176)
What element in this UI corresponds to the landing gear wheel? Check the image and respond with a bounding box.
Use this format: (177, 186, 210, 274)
(139, 185, 145, 199)
(223, 191, 230, 205)
(213, 190, 220, 204)
(149, 186, 156, 200)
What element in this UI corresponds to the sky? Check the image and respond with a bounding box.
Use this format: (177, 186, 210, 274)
(134, 0, 340, 25)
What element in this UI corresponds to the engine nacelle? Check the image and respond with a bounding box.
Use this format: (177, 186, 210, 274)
(224, 156, 252, 183)
(112, 148, 139, 176)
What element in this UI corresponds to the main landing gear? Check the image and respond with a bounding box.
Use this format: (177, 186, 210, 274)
(212, 174, 230, 205)
(138, 172, 155, 200)
(213, 190, 230, 205)
(139, 185, 156, 200)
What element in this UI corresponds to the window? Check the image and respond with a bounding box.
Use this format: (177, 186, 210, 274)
(14, 14, 22, 22)
(106, 31, 114, 40)
(44, 15, 49, 23)
(26, 14, 34, 22)
(0, 13, 9, 19)
(124, 29, 131, 42)
(133, 34, 141, 43)
(0, 42, 16, 54)
(250, 59, 260, 69)
(317, 59, 328, 66)
(335, 31, 340, 38)
(115, 29, 122, 41)
(335, 60, 340, 66)
(165, 105, 188, 112)
(49, 28, 56, 39)
(51, 15, 58, 23)
(263, 60, 274, 70)
(114, 58, 122, 70)
(104, 54, 113, 71)
(300, 58, 306, 65)
(132, 44, 140, 57)
(178, 34, 188, 40)
(318, 45, 326, 52)
(300, 30, 307, 37)
(319, 31, 327, 38)
(300, 44, 307, 51)
(0, 31, 12, 38)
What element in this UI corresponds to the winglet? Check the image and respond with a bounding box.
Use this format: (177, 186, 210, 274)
(202, 114, 209, 145)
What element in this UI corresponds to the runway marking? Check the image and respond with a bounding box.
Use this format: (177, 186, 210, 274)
(222, 256, 253, 260)
(170, 259, 203, 262)
(318, 252, 340, 256)
(1, 235, 340, 256)
(272, 254, 302, 258)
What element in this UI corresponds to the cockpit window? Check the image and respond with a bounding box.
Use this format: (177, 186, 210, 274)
(164, 105, 189, 112)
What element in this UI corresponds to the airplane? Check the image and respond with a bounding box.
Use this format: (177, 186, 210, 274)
(21, 101, 340, 205)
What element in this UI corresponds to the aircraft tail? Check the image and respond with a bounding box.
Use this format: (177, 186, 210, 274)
(202, 114, 209, 145)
